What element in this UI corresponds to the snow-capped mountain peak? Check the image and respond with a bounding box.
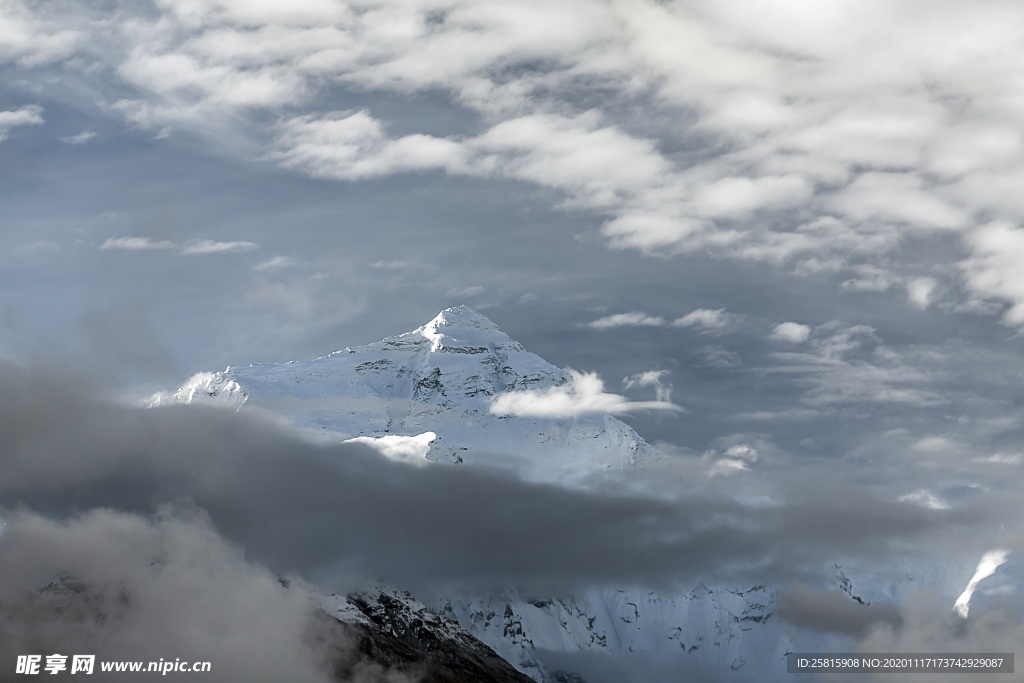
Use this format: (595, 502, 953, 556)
(412, 305, 520, 353)
(152, 307, 658, 483)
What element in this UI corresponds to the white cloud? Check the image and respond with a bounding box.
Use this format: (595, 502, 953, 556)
(181, 239, 258, 255)
(722, 443, 758, 462)
(827, 173, 969, 231)
(897, 490, 950, 511)
(101, 236, 258, 255)
(912, 436, 954, 454)
(473, 113, 674, 208)
(623, 369, 673, 402)
(162, 0, 352, 29)
(699, 345, 742, 369)
(906, 277, 937, 310)
(343, 432, 436, 467)
(673, 308, 729, 331)
(0, 104, 43, 142)
(272, 110, 689, 257)
(734, 408, 822, 422)
(705, 442, 760, 477)
(19, 240, 59, 253)
(840, 264, 897, 293)
(926, 124, 1022, 179)
(781, 101, 943, 171)
(963, 222, 1024, 326)
(254, 256, 298, 271)
(119, 49, 306, 110)
(589, 312, 665, 329)
(61, 130, 97, 145)
(273, 111, 468, 181)
(600, 212, 705, 252)
(708, 458, 749, 477)
(0, 3, 78, 66)
(0, 105, 43, 127)
(16, 0, 1024, 320)
(770, 322, 811, 344)
(100, 236, 176, 251)
(489, 369, 682, 419)
(978, 452, 1023, 465)
(691, 175, 812, 219)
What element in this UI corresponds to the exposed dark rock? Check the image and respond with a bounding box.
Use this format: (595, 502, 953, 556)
(341, 592, 535, 683)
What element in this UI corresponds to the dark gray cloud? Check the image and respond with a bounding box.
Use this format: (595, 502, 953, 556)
(776, 584, 903, 638)
(0, 362, 1014, 680)
(0, 364, 1003, 598)
(0, 507, 404, 683)
(770, 584, 1024, 683)
(852, 590, 1024, 683)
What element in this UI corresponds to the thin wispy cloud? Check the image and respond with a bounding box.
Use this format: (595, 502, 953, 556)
(254, 256, 299, 272)
(770, 323, 949, 408)
(898, 490, 951, 511)
(99, 237, 258, 256)
(100, 236, 176, 251)
(672, 308, 730, 332)
(19, 240, 60, 253)
(589, 312, 665, 329)
(623, 369, 673, 403)
(181, 239, 258, 256)
(61, 130, 97, 145)
(589, 308, 732, 332)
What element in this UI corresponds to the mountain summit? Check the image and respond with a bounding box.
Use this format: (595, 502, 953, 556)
(413, 305, 518, 352)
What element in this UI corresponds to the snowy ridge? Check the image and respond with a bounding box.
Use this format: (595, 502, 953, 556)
(153, 307, 989, 682)
(437, 584, 784, 679)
